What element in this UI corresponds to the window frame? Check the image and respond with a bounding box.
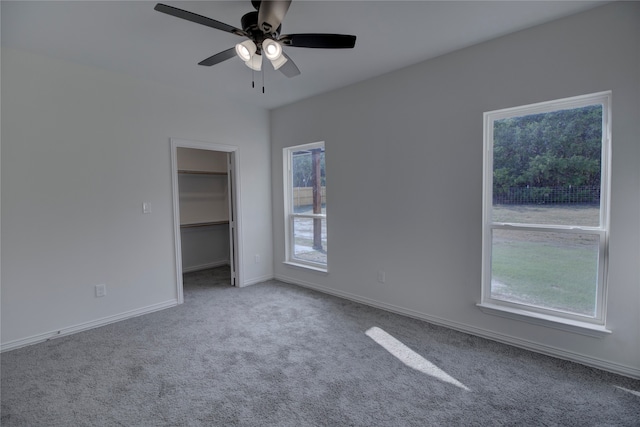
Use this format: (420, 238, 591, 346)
(283, 141, 328, 272)
(480, 92, 611, 332)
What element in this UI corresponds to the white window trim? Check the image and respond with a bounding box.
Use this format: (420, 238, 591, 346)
(283, 141, 328, 272)
(480, 91, 611, 333)
(476, 302, 611, 338)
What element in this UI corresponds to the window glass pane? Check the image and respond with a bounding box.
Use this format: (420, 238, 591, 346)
(286, 142, 327, 270)
(491, 229, 599, 316)
(492, 105, 602, 226)
(492, 205, 599, 227)
(292, 148, 326, 215)
(293, 217, 327, 265)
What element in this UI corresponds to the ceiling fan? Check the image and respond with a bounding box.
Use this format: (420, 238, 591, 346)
(154, 1, 357, 78)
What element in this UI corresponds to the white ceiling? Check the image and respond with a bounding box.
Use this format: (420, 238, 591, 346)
(1, 1, 606, 109)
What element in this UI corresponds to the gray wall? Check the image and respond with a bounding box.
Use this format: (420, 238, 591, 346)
(1, 47, 273, 347)
(271, 2, 640, 377)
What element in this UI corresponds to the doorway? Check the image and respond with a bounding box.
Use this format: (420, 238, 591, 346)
(170, 139, 242, 303)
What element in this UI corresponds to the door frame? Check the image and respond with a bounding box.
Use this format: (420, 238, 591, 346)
(170, 138, 243, 303)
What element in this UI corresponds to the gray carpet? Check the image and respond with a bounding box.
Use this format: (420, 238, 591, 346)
(1, 267, 639, 426)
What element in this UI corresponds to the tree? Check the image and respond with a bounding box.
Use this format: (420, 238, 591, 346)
(492, 105, 602, 203)
(292, 150, 325, 188)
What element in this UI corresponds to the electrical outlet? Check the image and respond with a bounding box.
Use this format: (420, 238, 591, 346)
(142, 202, 151, 214)
(95, 284, 107, 297)
(377, 270, 386, 284)
(255, 254, 261, 264)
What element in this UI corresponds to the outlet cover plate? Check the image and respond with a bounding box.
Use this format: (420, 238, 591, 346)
(95, 284, 106, 297)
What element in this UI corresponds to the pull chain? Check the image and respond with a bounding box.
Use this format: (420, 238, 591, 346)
(249, 67, 265, 93)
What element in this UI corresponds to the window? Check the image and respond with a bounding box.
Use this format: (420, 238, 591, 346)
(284, 142, 327, 271)
(481, 92, 611, 329)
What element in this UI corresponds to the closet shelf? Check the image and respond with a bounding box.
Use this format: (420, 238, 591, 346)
(178, 170, 227, 176)
(179, 193, 227, 199)
(180, 221, 229, 229)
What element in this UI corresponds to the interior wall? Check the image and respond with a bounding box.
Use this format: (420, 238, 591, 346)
(270, 2, 640, 377)
(1, 47, 273, 348)
(177, 148, 228, 173)
(180, 226, 230, 273)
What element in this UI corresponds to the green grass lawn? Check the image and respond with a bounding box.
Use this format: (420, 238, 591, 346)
(492, 241, 597, 315)
(490, 205, 600, 316)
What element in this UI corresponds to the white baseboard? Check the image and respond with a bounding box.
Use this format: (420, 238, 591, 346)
(182, 259, 229, 273)
(243, 274, 275, 287)
(275, 273, 640, 380)
(0, 299, 178, 353)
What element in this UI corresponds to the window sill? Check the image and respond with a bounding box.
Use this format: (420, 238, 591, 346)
(283, 261, 328, 274)
(477, 302, 611, 338)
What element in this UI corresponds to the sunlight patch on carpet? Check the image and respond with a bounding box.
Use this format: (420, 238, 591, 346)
(365, 327, 470, 391)
(615, 386, 640, 397)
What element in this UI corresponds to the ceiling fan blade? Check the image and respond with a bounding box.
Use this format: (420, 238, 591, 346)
(198, 47, 237, 67)
(278, 52, 300, 78)
(257, 0, 292, 34)
(154, 3, 246, 37)
(280, 33, 356, 49)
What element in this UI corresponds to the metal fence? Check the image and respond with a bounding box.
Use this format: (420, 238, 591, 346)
(493, 185, 600, 205)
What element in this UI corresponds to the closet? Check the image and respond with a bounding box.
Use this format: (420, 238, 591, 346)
(176, 147, 231, 277)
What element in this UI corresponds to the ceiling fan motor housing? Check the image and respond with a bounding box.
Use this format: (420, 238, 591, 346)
(241, 11, 281, 51)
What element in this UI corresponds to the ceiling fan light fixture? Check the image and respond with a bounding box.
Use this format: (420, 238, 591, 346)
(235, 40, 256, 62)
(244, 53, 263, 71)
(262, 39, 283, 61)
(270, 55, 288, 71)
